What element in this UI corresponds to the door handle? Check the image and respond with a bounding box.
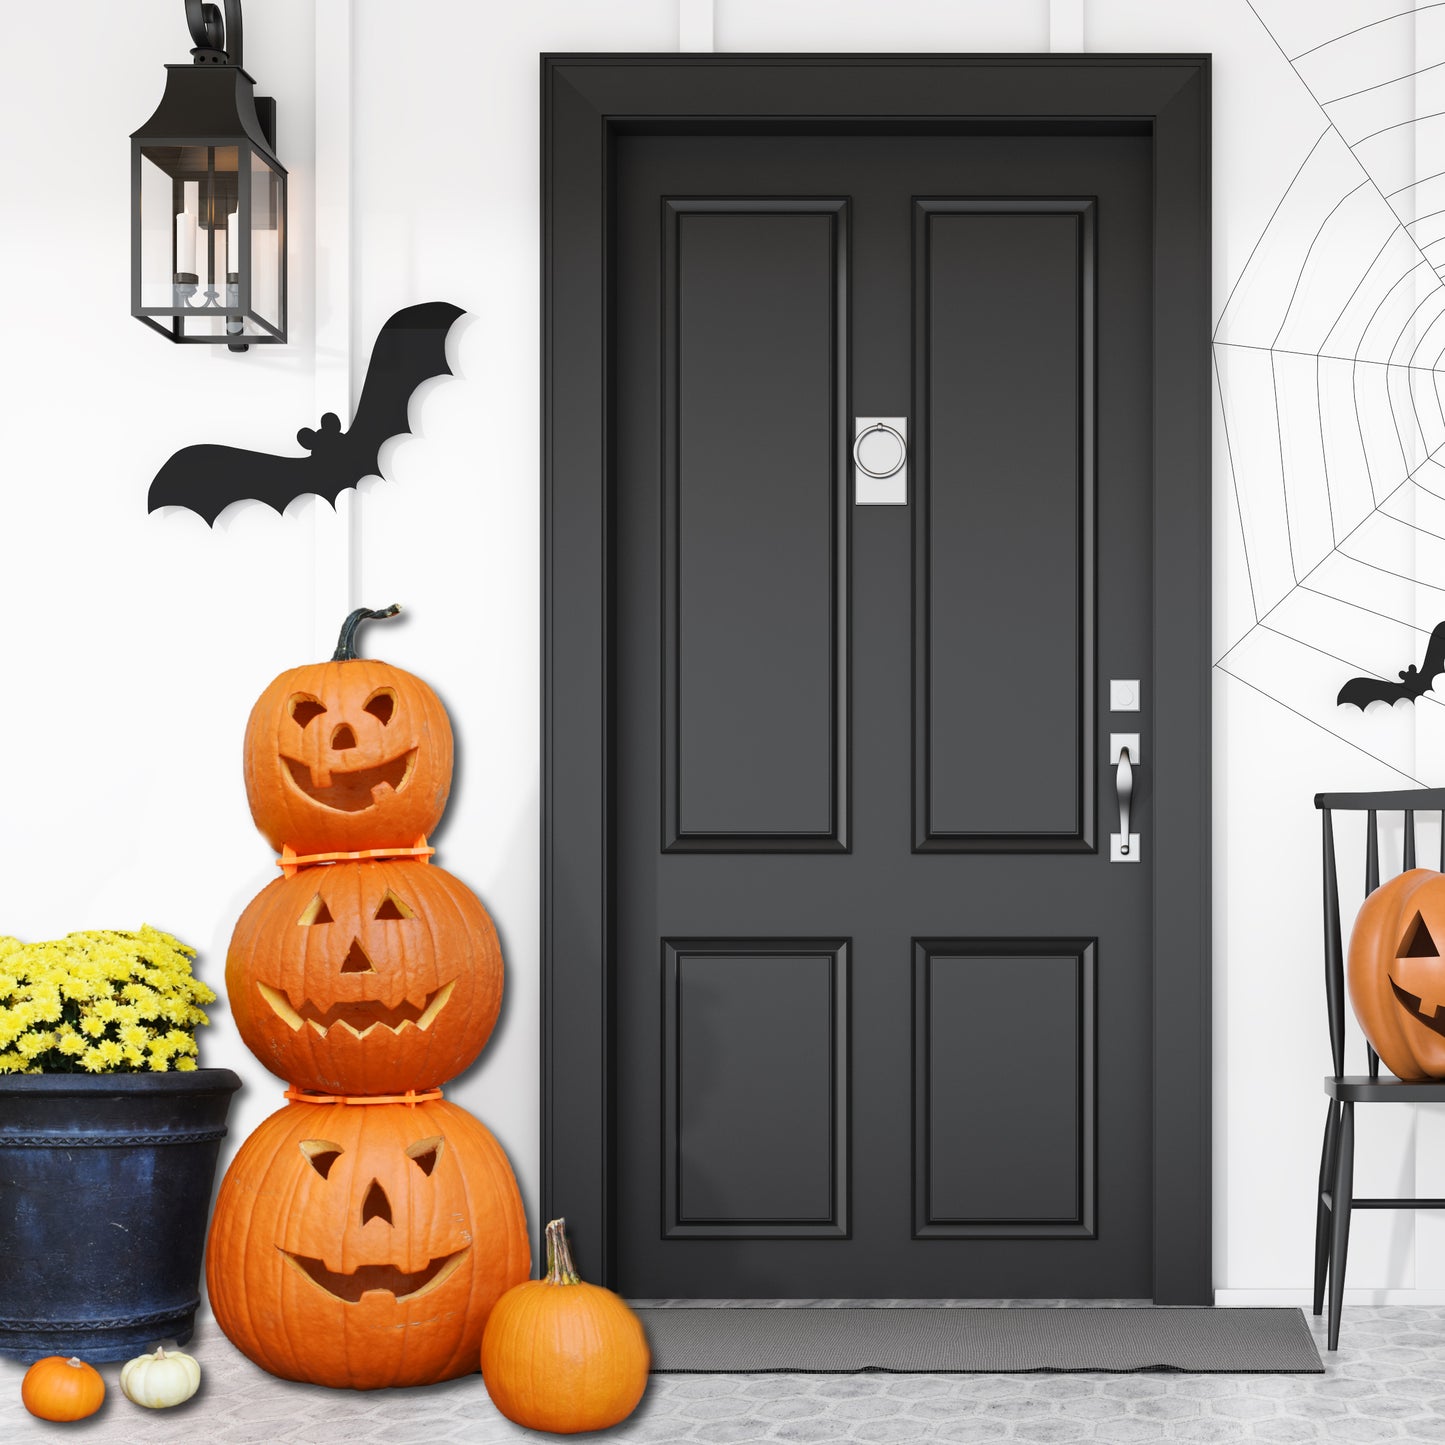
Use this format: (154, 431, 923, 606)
(1110, 733, 1140, 864)
(1116, 749, 1133, 852)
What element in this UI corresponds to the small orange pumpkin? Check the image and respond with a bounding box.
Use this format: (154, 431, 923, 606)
(481, 1218, 649, 1433)
(21, 1356, 105, 1421)
(1349, 867, 1445, 1079)
(207, 1096, 529, 1389)
(227, 858, 502, 1094)
(244, 606, 454, 856)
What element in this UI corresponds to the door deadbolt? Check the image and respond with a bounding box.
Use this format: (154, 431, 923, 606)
(854, 416, 908, 505)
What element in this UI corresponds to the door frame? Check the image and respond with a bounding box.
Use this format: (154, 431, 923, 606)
(541, 53, 1212, 1304)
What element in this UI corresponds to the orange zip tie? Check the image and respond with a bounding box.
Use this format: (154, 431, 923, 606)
(278, 839, 434, 877)
(285, 1086, 443, 1107)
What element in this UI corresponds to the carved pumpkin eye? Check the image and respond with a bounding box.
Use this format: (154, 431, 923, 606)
(297, 896, 334, 926)
(300, 1140, 344, 1179)
(374, 890, 415, 921)
(365, 691, 396, 726)
(407, 1137, 444, 1176)
(290, 696, 327, 729)
(1400, 912, 1440, 958)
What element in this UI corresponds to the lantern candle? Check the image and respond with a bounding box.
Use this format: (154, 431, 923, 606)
(210, 227, 227, 297)
(174, 181, 198, 275)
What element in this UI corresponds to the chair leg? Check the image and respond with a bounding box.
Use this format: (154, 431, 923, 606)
(1313, 1101, 1340, 1316)
(1327, 1101, 1355, 1351)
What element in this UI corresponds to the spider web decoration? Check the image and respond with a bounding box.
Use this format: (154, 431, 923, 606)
(1216, 1, 1445, 786)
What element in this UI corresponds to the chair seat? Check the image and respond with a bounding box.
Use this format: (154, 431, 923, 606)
(1325, 1074, 1445, 1102)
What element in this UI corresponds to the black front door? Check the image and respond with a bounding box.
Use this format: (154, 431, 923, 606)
(610, 130, 1154, 1298)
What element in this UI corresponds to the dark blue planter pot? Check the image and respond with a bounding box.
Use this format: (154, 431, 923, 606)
(0, 1069, 241, 1362)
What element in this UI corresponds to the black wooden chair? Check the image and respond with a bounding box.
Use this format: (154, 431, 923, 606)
(1316, 787, 1445, 1349)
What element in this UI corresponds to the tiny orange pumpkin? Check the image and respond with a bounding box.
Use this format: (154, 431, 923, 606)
(481, 1218, 649, 1434)
(21, 1355, 105, 1422)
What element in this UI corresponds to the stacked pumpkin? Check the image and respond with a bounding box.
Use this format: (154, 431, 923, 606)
(206, 607, 529, 1390)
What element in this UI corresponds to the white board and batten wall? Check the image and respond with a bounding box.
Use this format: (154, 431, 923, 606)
(0, 0, 1436, 1303)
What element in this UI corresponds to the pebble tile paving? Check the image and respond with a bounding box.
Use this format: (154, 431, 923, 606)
(3, 1303, 1443, 1443)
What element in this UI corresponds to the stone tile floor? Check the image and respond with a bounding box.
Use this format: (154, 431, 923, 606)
(2, 1302, 1443, 1444)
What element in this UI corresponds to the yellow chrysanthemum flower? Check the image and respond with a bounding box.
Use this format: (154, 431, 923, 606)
(0, 927, 211, 1074)
(16, 1031, 54, 1059)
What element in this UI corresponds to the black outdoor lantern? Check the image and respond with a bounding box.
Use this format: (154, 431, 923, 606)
(131, 0, 286, 350)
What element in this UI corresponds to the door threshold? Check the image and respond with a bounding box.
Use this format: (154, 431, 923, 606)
(630, 1297, 1157, 1308)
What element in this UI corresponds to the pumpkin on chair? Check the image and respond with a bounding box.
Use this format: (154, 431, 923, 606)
(244, 605, 454, 856)
(1348, 868, 1445, 1079)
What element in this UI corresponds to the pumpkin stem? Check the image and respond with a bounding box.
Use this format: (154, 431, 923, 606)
(332, 605, 402, 661)
(544, 1217, 581, 1286)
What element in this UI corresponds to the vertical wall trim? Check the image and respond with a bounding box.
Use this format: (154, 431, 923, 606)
(678, 0, 716, 53)
(1412, 0, 1430, 1287)
(1049, 0, 1084, 52)
(313, 0, 355, 649)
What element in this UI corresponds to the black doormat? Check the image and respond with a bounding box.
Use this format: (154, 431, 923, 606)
(637, 1306, 1325, 1374)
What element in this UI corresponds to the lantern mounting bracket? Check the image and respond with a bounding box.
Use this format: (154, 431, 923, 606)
(185, 0, 243, 69)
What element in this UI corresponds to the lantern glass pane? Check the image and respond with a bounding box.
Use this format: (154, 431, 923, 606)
(249, 153, 283, 332)
(138, 144, 245, 336)
(138, 151, 175, 311)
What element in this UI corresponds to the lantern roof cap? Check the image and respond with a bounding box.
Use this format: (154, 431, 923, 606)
(131, 64, 284, 171)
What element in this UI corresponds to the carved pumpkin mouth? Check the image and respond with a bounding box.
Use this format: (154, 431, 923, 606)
(257, 980, 455, 1039)
(282, 750, 417, 812)
(1389, 976, 1445, 1037)
(281, 1246, 469, 1303)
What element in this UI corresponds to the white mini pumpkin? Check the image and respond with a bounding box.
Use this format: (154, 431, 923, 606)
(119, 1346, 201, 1409)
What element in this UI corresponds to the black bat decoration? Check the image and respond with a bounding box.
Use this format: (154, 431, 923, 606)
(148, 301, 464, 525)
(1337, 620, 1445, 708)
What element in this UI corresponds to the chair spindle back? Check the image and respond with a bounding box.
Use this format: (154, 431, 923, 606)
(1316, 789, 1445, 1082)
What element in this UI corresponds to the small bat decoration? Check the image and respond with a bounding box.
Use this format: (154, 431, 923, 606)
(148, 301, 464, 525)
(1337, 620, 1445, 708)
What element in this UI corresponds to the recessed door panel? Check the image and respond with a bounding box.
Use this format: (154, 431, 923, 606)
(915, 201, 1095, 850)
(664, 202, 849, 851)
(914, 940, 1096, 1237)
(663, 939, 848, 1236)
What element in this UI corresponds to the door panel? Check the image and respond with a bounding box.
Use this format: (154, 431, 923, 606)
(914, 940, 1095, 1238)
(663, 202, 850, 850)
(915, 201, 1094, 848)
(662, 939, 849, 1237)
(615, 131, 1154, 1298)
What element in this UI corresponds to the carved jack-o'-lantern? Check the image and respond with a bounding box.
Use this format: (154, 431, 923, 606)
(244, 606, 454, 856)
(1348, 868, 1445, 1079)
(228, 859, 502, 1095)
(206, 1096, 529, 1389)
